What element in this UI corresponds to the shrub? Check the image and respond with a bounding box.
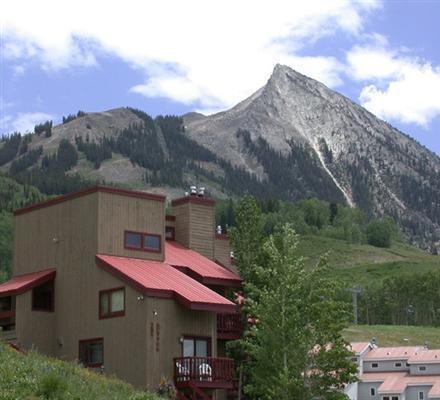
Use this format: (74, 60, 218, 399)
(366, 219, 393, 248)
(37, 373, 68, 399)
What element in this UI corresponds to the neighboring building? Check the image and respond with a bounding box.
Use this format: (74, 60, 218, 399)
(0, 186, 242, 400)
(347, 343, 440, 400)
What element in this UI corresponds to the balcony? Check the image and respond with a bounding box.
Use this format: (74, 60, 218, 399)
(174, 356, 235, 389)
(217, 313, 242, 340)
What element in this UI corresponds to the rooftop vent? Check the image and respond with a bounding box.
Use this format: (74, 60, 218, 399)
(198, 187, 205, 197)
(217, 225, 222, 234)
(189, 185, 197, 196)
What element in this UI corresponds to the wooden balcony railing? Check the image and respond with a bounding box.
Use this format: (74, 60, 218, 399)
(217, 313, 242, 340)
(174, 356, 234, 389)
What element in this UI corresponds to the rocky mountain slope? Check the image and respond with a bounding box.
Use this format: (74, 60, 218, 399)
(1, 64, 439, 251)
(184, 64, 440, 251)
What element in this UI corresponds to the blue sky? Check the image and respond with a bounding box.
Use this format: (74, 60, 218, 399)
(1, 0, 439, 154)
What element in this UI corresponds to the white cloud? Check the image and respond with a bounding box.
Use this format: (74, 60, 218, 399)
(1, 0, 380, 112)
(3, 112, 55, 134)
(347, 42, 440, 126)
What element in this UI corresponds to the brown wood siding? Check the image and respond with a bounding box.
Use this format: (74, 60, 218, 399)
(12, 189, 219, 390)
(173, 202, 215, 260)
(144, 297, 217, 390)
(174, 203, 191, 248)
(97, 191, 165, 261)
(15, 290, 55, 355)
(214, 238, 231, 269)
(12, 192, 99, 277)
(12, 192, 149, 387)
(189, 203, 215, 260)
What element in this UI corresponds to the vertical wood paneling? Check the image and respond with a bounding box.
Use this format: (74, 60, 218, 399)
(214, 238, 231, 268)
(144, 297, 217, 390)
(173, 201, 215, 260)
(12, 190, 222, 391)
(97, 192, 165, 261)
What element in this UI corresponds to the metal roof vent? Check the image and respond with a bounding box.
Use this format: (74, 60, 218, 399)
(217, 225, 222, 234)
(198, 187, 205, 197)
(189, 185, 197, 196)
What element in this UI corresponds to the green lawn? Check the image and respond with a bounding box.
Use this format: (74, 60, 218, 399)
(298, 235, 440, 285)
(343, 325, 440, 348)
(0, 343, 160, 400)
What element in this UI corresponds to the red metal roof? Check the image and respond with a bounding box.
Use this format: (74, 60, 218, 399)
(164, 241, 241, 286)
(96, 254, 236, 313)
(0, 269, 56, 297)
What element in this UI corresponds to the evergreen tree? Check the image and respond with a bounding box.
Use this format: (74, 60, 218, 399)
(57, 139, 78, 171)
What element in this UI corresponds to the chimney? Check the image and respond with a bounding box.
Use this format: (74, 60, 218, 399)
(171, 186, 215, 259)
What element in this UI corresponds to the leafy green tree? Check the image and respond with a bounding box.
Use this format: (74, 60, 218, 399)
(229, 195, 264, 284)
(244, 226, 357, 399)
(366, 219, 394, 248)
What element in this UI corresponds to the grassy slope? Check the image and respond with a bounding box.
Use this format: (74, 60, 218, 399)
(297, 235, 440, 286)
(0, 343, 160, 400)
(343, 325, 440, 348)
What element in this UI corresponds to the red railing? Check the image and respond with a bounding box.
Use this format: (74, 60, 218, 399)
(217, 313, 242, 340)
(174, 357, 234, 388)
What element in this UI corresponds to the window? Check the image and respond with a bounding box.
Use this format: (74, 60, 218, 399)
(79, 338, 103, 368)
(392, 397, 399, 400)
(143, 234, 161, 252)
(372, 362, 379, 368)
(124, 231, 142, 249)
(383, 397, 390, 400)
(165, 226, 175, 240)
(32, 280, 54, 311)
(394, 362, 402, 367)
(182, 336, 211, 357)
(419, 366, 427, 371)
(99, 288, 125, 319)
(419, 392, 424, 400)
(370, 387, 376, 396)
(124, 231, 161, 253)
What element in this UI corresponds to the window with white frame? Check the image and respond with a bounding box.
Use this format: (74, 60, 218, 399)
(370, 387, 376, 396)
(419, 391, 424, 400)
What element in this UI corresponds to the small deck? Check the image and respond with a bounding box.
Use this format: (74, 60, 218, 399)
(174, 356, 235, 389)
(217, 313, 242, 340)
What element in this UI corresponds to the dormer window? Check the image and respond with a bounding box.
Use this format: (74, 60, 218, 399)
(419, 366, 426, 371)
(395, 362, 402, 367)
(124, 231, 161, 253)
(372, 362, 379, 368)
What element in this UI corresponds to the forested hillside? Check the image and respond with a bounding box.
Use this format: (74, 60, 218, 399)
(218, 197, 440, 327)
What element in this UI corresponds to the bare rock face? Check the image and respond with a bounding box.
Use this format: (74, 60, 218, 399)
(184, 64, 440, 250)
